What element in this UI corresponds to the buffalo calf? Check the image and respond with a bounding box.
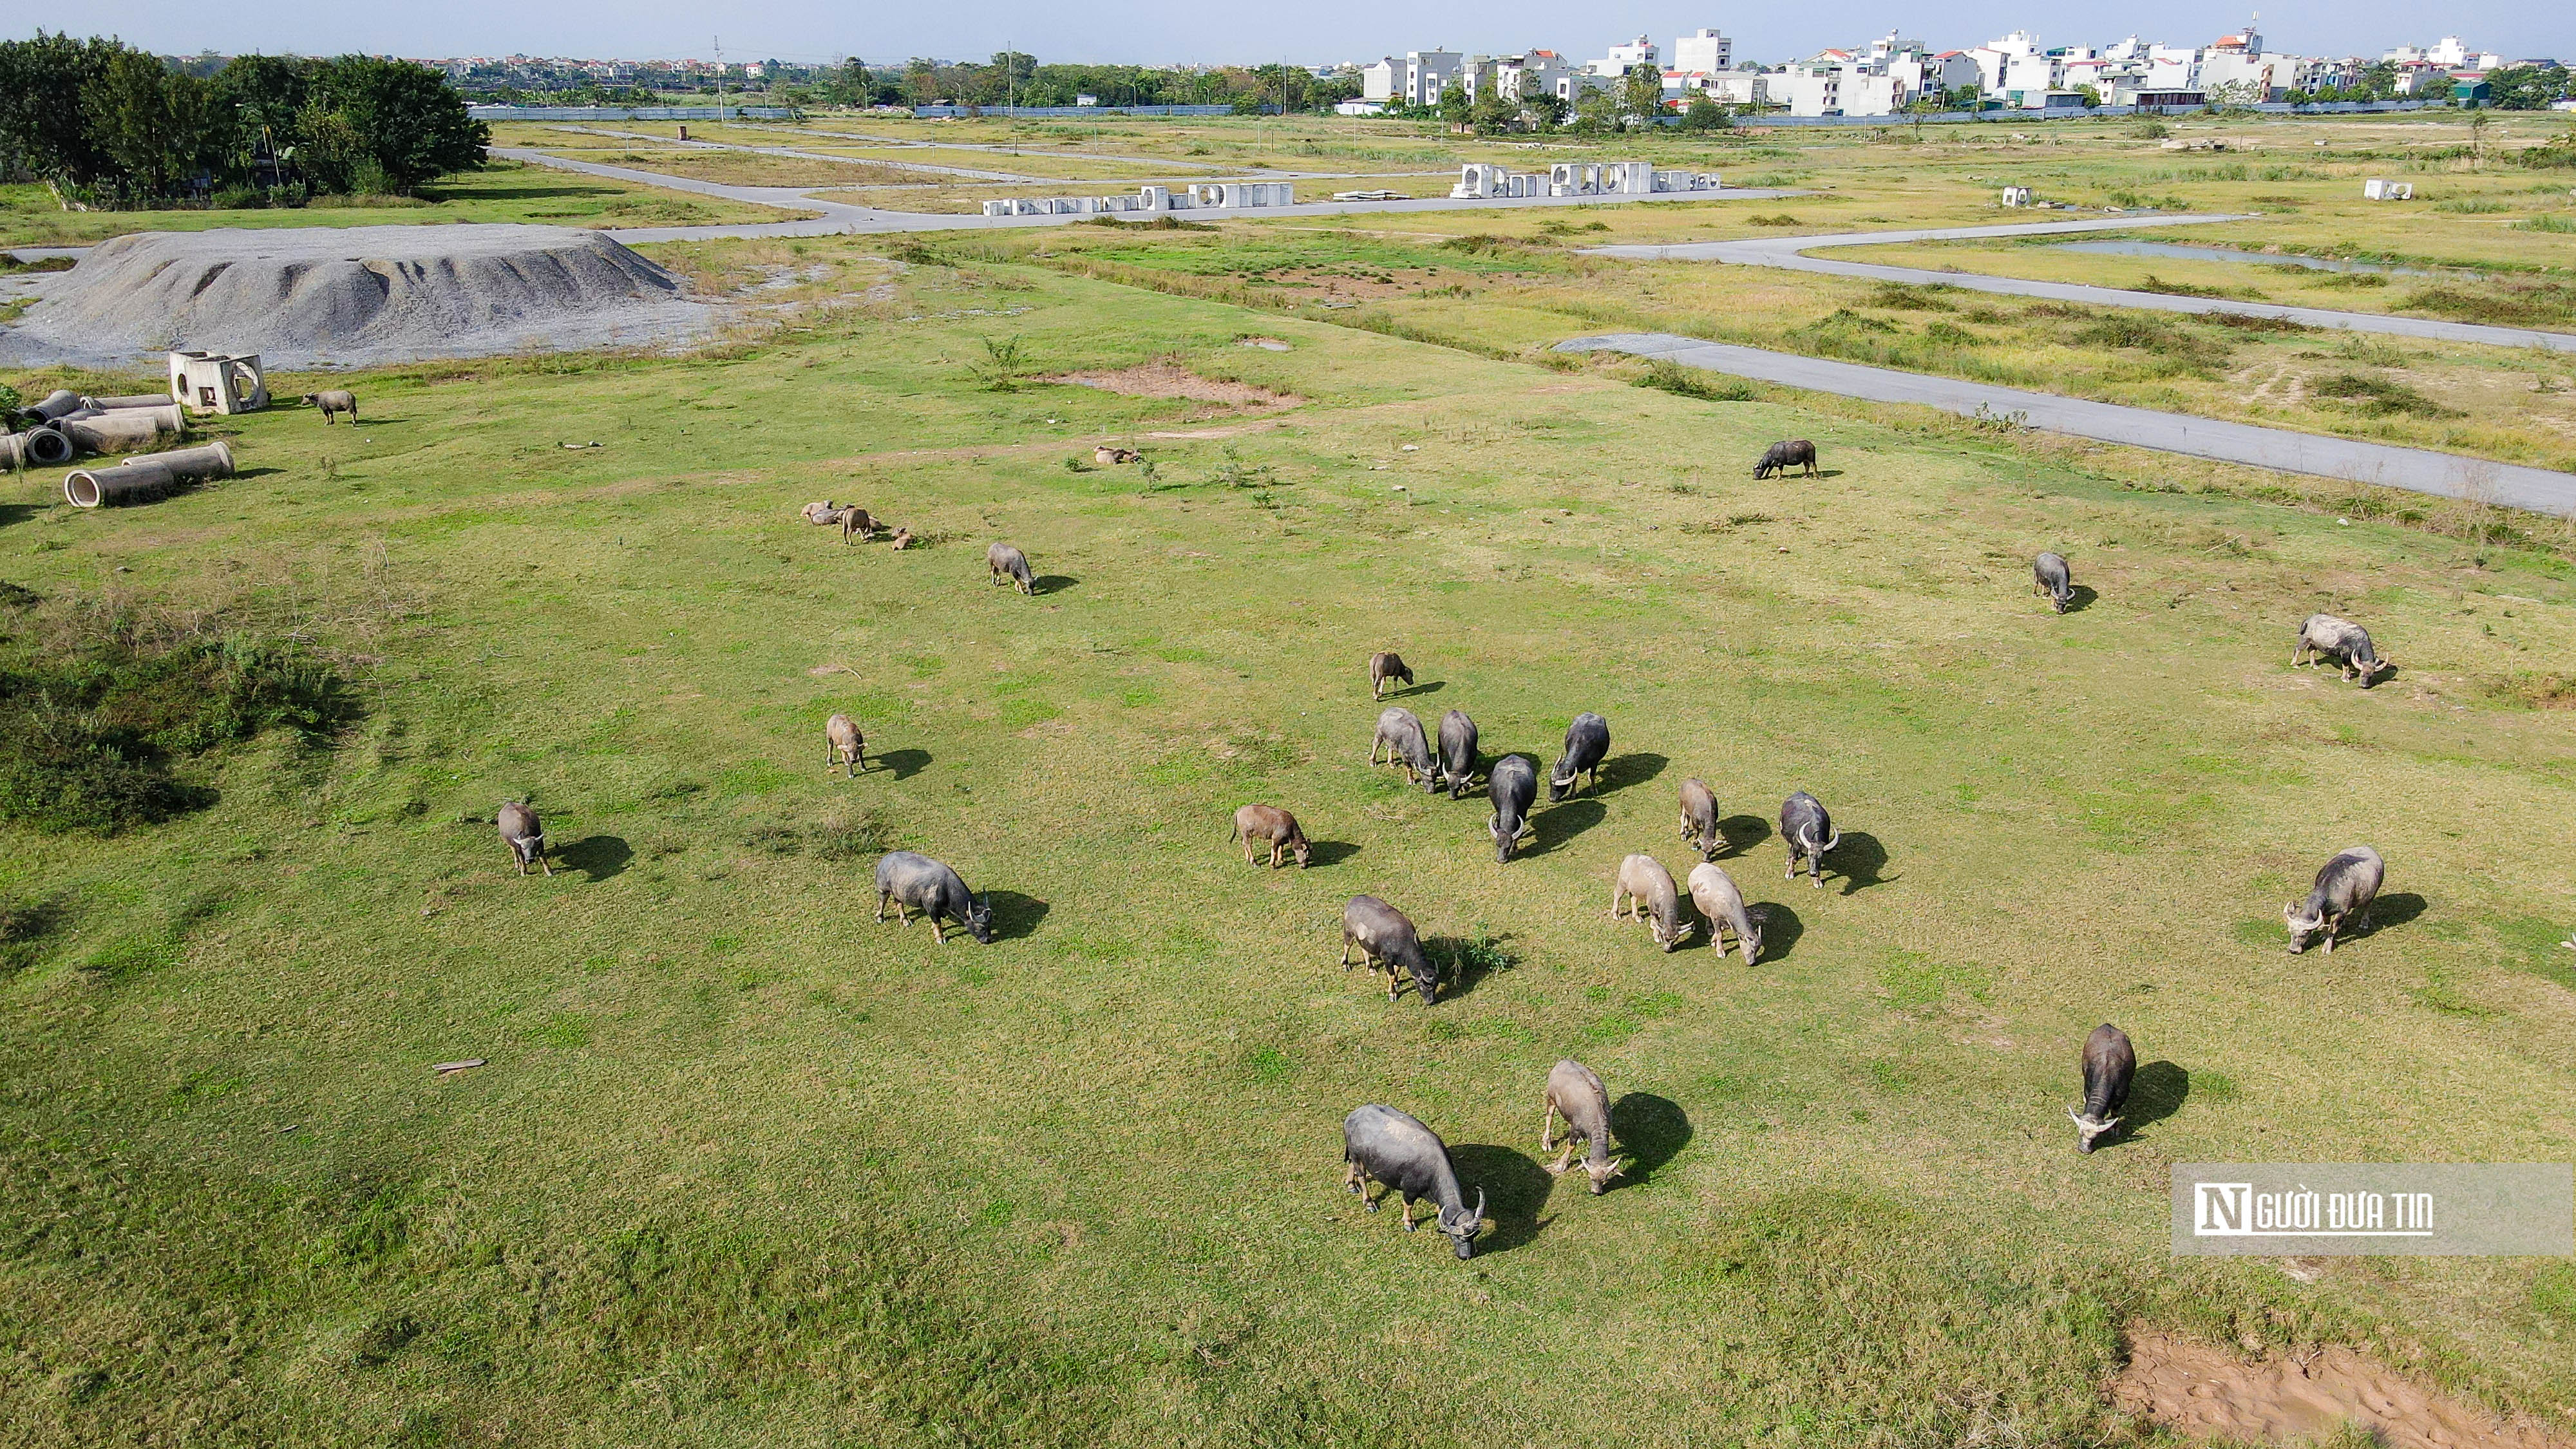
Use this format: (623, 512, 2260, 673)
(1686, 862, 1761, 963)
(1231, 804, 1311, 868)
(824, 713, 866, 775)
(497, 800, 549, 876)
(1540, 1059, 1626, 1195)
(1610, 853, 1691, 951)
(1678, 777, 1723, 860)
(1370, 707, 1438, 791)
(1369, 651, 1414, 700)
(2034, 552, 2075, 613)
(988, 543, 1035, 594)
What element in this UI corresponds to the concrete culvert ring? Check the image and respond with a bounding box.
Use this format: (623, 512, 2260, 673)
(24, 426, 75, 467)
(64, 460, 175, 508)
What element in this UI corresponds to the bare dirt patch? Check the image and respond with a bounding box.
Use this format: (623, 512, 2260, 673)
(2114, 1331, 2571, 1448)
(1045, 361, 1303, 411)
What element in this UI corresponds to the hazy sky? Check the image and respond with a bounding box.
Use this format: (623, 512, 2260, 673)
(50, 0, 2575, 67)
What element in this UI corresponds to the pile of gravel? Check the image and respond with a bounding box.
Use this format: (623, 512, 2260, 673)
(0, 224, 714, 370)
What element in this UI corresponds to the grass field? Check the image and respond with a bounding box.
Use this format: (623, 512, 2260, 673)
(4, 234, 2576, 1445)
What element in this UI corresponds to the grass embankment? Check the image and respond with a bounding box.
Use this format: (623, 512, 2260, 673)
(3, 241, 2575, 1445)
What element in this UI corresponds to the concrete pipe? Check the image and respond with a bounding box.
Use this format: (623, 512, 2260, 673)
(64, 410, 179, 455)
(21, 389, 82, 424)
(0, 433, 27, 470)
(84, 393, 176, 411)
(130, 440, 234, 482)
(3, 426, 77, 469)
(63, 459, 176, 508)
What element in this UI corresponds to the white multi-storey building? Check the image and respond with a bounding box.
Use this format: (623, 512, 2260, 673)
(1589, 35, 1659, 77)
(1672, 29, 1732, 74)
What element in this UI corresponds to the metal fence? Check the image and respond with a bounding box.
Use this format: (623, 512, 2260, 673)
(908, 104, 1240, 118)
(466, 106, 800, 121)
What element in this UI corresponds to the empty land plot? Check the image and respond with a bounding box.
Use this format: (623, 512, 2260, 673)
(3, 243, 2573, 1443)
(541, 148, 936, 188)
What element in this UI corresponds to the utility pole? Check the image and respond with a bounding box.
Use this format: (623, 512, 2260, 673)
(714, 35, 726, 124)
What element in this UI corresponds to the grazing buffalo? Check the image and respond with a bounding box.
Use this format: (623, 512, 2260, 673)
(2291, 614, 2392, 687)
(1437, 709, 1479, 799)
(802, 500, 847, 526)
(2286, 846, 2384, 954)
(1342, 1104, 1485, 1260)
(2034, 551, 2075, 614)
(1488, 755, 1539, 863)
(873, 850, 994, 944)
(840, 507, 880, 545)
(1094, 445, 1139, 465)
(1678, 777, 1723, 860)
(1549, 712, 1610, 802)
(1686, 862, 1761, 963)
(1779, 791, 1841, 888)
(497, 800, 549, 876)
(824, 713, 866, 775)
(2068, 1023, 2136, 1154)
(1230, 804, 1311, 869)
(1369, 651, 1415, 700)
(987, 543, 1036, 594)
(1610, 853, 1691, 952)
(1370, 706, 1439, 791)
(1754, 439, 1819, 479)
(1341, 895, 1443, 1005)
(1540, 1059, 1627, 1195)
(300, 389, 357, 424)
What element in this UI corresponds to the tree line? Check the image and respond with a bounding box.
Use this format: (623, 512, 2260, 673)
(0, 33, 488, 207)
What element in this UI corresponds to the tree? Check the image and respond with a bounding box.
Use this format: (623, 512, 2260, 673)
(1679, 92, 1727, 131)
(2073, 84, 2102, 109)
(1520, 91, 1569, 130)
(307, 57, 485, 192)
(82, 48, 215, 198)
(904, 58, 938, 105)
(0, 32, 121, 185)
(1470, 88, 1517, 134)
(1437, 82, 1471, 131)
(1571, 88, 1618, 135)
(1620, 65, 1665, 128)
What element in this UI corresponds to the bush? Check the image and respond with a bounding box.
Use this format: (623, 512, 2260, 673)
(208, 184, 270, 209)
(2309, 371, 2463, 419)
(0, 596, 359, 834)
(1637, 361, 1754, 401)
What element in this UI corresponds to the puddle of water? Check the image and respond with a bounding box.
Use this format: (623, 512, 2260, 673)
(2050, 239, 2458, 279)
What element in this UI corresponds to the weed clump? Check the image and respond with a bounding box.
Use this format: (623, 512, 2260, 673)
(2309, 372, 2463, 419)
(1638, 361, 1755, 401)
(0, 590, 357, 833)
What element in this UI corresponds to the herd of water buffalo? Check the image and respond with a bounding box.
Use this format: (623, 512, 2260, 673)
(480, 530, 2405, 1261)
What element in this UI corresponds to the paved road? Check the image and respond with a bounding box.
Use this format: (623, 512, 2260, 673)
(494, 150, 1804, 243)
(1558, 331, 2576, 515)
(1591, 215, 2576, 354)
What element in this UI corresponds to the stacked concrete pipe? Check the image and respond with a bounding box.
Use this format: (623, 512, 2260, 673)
(61, 440, 233, 508)
(0, 426, 76, 470)
(17, 389, 83, 426)
(84, 393, 176, 410)
(141, 440, 234, 482)
(62, 406, 185, 454)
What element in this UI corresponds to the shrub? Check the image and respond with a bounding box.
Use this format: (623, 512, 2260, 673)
(1746, 213, 1803, 227)
(2309, 371, 2463, 419)
(1638, 361, 1754, 401)
(2515, 214, 2576, 233)
(1921, 321, 1983, 346)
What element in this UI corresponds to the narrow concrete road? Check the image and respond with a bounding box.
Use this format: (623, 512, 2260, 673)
(496, 150, 1804, 243)
(1558, 331, 2576, 515)
(1592, 215, 2576, 353)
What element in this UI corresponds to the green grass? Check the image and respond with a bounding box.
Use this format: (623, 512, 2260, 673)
(3, 250, 2575, 1443)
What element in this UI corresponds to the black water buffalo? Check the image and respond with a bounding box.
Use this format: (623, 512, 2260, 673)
(1437, 709, 1479, 799)
(2068, 1023, 2136, 1153)
(1342, 1104, 1485, 1259)
(873, 850, 995, 943)
(1540, 1059, 1626, 1195)
(2033, 551, 2075, 613)
(1341, 895, 1443, 1005)
(1754, 439, 1818, 478)
(2291, 614, 2392, 687)
(1370, 706, 1438, 791)
(2285, 846, 2384, 954)
(1779, 790, 1841, 888)
(1549, 712, 1610, 802)
(1488, 754, 1538, 863)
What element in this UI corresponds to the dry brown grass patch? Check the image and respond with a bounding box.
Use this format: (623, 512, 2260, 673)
(1044, 361, 1303, 410)
(2114, 1330, 2571, 1448)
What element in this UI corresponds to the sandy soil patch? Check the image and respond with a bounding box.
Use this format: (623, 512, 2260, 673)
(2113, 1331, 2571, 1448)
(1045, 361, 1303, 410)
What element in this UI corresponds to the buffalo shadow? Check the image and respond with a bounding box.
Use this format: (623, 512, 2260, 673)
(1446, 1143, 1556, 1255)
(1384, 678, 1444, 699)
(1424, 933, 1515, 1002)
(1830, 831, 1893, 896)
(1598, 751, 1667, 793)
(1716, 813, 1770, 857)
(1030, 574, 1076, 596)
(229, 466, 289, 481)
(2124, 1061, 2190, 1138)
(2359, 892, 2427, 937)
(1301, 838, 1361, 868)
(1521, 798, 1604, 858)
(871, 748, 931, 780)
(983, 889, 1049, 942)
(1607, 1093, 1693, 1188)
(2060, 583, 2099, 613)
(1747, 900, 1804, 961)
(556, 835, 632, 881)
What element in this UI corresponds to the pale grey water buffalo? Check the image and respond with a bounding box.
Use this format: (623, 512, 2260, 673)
(2068, 1023, 2136, 1154)
(300, 389, 357, 424)
(1437, 709, 1479, 799)
(1754, 439, 1818, 479)
(497, 800, 549, 876)
(840, 507, 880, 545)
(2291, 614, 2392, 687)
(1488, 754, 1538, 863)
(2285, 846, 2384, 954)
(1341, 895, 1443, 1005)
(824, 713, 866, 775)
(802, 500, 846, 526)
(873, 850, 994, 943)
(1678, 777, 1723, 860)
(1686, 862, 1761, 963)
(1611, 853, 1691, 951)
(1549, 712, 1610, 802)
(1540, 1059, 1626, 1195)
(1369, 651, 1415, 700)
(1230, 804, 1311, 868)
(2033, 551, 2075, 614)
(1370, 706, 1438, 791)
(987, 542, 1035, 594)
(1342, 1103, 1485, 1259)
(1779, 791, 1841, 888)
